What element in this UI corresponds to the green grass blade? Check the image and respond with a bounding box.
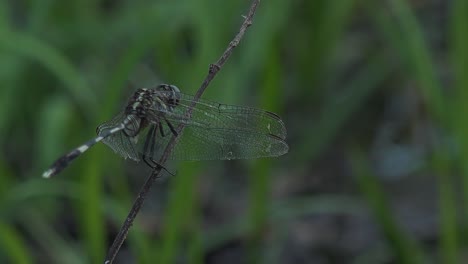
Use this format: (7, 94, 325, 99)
(0, 31, 94, 111)
(369, 1, 459, 262)
(0, 221, 32, 264)
(366, 0, 444, 120)
(246, 39, 283, 263)
(297, 54, 393, 161)
(450, 0, 468, 247)
(158, 165, 199, 264)
(350, 148, 426, 264)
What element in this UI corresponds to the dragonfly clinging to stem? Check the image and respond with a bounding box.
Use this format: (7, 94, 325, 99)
(42, 84, 289, 178)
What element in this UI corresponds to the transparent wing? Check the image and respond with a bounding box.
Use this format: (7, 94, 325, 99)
(140, 92, 289, 161)
(96, 112, 140, 161)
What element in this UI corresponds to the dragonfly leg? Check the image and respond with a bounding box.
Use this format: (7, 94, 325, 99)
(164, 117, 178, 137)
(151, 124, 175, 176)
(159, 122, 166, 137)
(142, 124, 157, 168)
(142, 123, 175, 176)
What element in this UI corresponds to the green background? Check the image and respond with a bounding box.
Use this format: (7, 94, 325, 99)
(1, 0, 467, 263)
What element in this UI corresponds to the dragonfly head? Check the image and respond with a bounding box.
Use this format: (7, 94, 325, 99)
(157, 84, 181, 108)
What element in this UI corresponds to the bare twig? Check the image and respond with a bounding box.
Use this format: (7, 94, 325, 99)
(104, 0, 261, 263)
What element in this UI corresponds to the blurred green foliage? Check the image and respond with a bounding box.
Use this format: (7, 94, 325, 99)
(1, 0, 468, 263)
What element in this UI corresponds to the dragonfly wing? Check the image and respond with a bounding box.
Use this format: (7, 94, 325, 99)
(141, 92, 289, 161)
(170, 126, 288, 160)
(179, 94, 287, 141)
(97, 112, 140, 161)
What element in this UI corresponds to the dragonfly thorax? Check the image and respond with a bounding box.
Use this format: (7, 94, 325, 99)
(121, 85, 180, 138)
(122, 114, 144, 137)
(125, 88, 154, 118)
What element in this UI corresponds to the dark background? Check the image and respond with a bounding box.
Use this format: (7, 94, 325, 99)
(1, 0, 467, 263)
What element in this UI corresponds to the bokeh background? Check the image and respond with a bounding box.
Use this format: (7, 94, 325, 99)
(1, 0, 467, 263)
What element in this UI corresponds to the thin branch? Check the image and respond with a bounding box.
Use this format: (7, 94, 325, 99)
(104, 0, 261, 263)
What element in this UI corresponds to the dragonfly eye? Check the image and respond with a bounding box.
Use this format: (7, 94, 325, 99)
(168, 84, 180, 94)
(157, 84, 181, 107)
(168, 85, 180, 106)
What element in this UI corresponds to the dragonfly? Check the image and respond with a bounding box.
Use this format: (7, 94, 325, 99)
(42, 84, 289, 178)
